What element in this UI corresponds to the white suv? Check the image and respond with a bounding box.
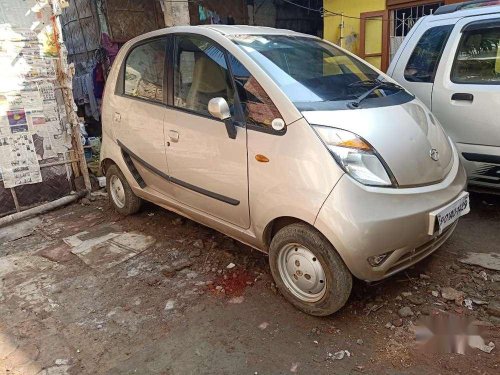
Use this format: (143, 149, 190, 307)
(388, 0, 500, 189)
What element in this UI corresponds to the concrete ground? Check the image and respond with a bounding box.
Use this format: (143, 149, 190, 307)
(0, 191, 499, 375)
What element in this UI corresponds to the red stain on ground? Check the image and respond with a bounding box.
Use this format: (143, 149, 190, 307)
(209, 270, 253, 297)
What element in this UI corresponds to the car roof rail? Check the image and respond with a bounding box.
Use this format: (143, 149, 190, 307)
(434, 0, 500, 15)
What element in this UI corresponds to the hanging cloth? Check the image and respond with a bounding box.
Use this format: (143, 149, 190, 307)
(199, 5, 206, 21)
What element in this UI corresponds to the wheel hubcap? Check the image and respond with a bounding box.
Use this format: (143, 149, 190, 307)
(110, 175, 126, 208)
(277, 243, 326, 303)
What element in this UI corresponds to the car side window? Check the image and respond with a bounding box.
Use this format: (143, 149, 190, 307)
(404, 25, 453, 83)
(173, 35, 234, 116)
(124, 39, 166, 103)
(451, 25, 500, 84)
(227, 54, 282, 129)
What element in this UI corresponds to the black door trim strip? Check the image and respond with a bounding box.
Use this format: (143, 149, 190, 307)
(117, 140, 240, 206)
(462, 153, 500, 165)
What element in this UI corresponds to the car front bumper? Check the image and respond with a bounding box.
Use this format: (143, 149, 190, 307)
(314, 151, 468, 281)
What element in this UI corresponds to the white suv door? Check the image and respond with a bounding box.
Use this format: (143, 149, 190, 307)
(432, 15, 500, 186)
(388, 18, 454, 108)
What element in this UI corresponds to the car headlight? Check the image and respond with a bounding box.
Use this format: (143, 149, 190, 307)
(312, 125, 396, 187)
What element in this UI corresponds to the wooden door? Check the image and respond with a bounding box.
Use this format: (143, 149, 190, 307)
(359, 10, 389, 72)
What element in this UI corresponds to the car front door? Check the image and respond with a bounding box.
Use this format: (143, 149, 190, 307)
(389, 21, 454, 108)
(163, 34, 249, 228)
(113, 37, 173, 197)
(432, 16, 500, 184)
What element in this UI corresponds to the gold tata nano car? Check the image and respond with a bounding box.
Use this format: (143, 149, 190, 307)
(100, 25, 469, 316)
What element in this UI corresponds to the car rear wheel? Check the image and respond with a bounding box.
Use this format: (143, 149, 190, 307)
(269, 223, 352, 316)
(106, 164, 142, 215)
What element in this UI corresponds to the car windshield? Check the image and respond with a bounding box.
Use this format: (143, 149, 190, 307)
(229, 35, 402, 107)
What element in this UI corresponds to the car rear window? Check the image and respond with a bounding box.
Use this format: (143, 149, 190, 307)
(451, 25, 500, 84)
(404, 25, 453, 83)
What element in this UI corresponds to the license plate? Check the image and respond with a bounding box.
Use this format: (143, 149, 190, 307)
(428, 192, 470, 235)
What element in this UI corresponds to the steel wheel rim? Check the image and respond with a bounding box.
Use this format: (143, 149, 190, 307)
(110, 175, 126, 209)
(277, 243, 327, 303)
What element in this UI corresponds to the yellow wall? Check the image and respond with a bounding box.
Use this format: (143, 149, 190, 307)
(323, 0, 385, 56)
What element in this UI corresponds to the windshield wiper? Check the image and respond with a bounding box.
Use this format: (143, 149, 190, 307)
(348, 79, 405, 109)
(348, 78, 403, 89)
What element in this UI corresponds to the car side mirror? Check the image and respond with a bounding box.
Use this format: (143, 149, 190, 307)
(208, 97, 231, 120)
(208, 97, 237, 139)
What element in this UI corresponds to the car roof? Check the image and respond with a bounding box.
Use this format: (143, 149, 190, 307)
(199, 24, 308, 36)
(122, 25, 316, 49)
(426, 2, 500, 23)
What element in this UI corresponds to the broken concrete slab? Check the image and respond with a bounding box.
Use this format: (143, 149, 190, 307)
(459, 252, 500, 271)
(0, 217, 41, 244)
(65, 230, 155, 271)
(37, 242, 74, 263)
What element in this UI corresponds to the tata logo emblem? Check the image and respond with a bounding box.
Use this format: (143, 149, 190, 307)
(430, 149, 440, 161)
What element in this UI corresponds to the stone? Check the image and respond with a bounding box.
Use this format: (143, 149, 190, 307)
(186, 272, 198, 279)
(164, 299, 175, 311)
(471, 298, 488, 305)
(189, 249, 202, 258)
(162, 258, 193, 277)
(402, 292, 412, 297)
(80, 197, 91, 205)
(486, 301, 500, 317)
(460, 252, 500, 271)
(228, 296, 244, 304)
(398, 306, 414, 318)
(420, 274, 431, 280)
(420, 305, 432, 315)
(226, 262, 236, 269)
(258, 322, 269, 330)
(441, 287, 465, 305)
(193, 239, 204, 249)
(171, 217, 184, 226)
(407, 295, 425, 305)
(392, 318, 403, 327)
(431, 290, 439, 297)
(489, 282, 500, 292)
(356, 339, 363, 345)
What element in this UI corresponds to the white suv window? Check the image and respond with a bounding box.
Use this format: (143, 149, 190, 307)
(451, 24, 500, 84)
(404, 25, 453, 83)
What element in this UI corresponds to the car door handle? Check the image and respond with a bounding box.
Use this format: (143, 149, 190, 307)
(168, 130, 179, 142)
(451, 93, 474, 102)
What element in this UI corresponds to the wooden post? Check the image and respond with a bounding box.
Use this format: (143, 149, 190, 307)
(10, 188, 20, 212)
(51, 15, 92, 192)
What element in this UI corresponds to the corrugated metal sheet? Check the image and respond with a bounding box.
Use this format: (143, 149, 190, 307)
(105, 0, 165, 43)
(60, 0, 101, 66)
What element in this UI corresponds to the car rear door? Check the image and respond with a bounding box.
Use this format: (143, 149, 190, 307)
(432, 15, 500, 184)
(432, 16, 500, 146)
(163, 34, 250, 228)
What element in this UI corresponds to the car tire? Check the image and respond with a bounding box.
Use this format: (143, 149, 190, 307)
(269, 223, 352, 316)
(106, 164, 142, 215)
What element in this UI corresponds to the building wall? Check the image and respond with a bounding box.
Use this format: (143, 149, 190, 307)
(0, 0, 75, 216)
(324, 0, 385, 54)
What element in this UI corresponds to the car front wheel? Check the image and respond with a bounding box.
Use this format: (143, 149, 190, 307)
(269, 223, 352, 316)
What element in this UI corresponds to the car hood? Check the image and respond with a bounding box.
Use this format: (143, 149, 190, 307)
(302, 99, 453, 187)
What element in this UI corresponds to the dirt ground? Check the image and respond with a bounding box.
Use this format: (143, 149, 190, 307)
(0, 190, 499, 375)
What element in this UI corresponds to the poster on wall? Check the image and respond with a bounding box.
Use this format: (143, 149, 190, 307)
(0, 133, 42, 188)
(0, 19, 72, 187)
